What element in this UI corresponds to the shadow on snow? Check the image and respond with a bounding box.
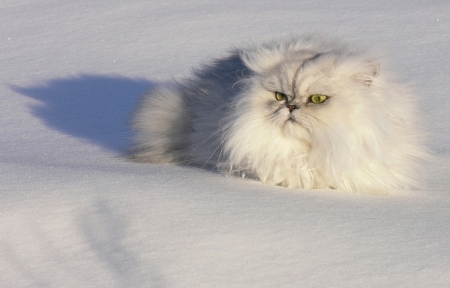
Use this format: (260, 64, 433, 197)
(12, 74, 155, 152)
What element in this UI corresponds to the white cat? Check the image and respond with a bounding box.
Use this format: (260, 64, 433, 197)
(131, 35, 429, 194)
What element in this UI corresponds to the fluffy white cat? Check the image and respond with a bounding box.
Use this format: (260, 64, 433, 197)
(131, 35, 429, 194)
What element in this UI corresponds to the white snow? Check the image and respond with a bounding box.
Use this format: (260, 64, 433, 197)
(1, 0, 450, 287)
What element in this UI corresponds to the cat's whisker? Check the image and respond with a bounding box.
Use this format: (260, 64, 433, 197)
(190, 122, 234, 151)
(191, 111, 270, 150)
(307, 114, 353, 156)
(208, 113, 281, 170)
(197, 112, 272, 168)
(201, 125, 235, 168)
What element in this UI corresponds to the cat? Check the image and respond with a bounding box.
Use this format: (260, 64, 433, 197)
(130, 34, 429, 194)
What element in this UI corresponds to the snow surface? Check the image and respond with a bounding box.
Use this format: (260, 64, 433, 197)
(1, 0, 450, 287)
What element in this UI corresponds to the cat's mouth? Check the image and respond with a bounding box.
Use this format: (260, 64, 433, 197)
(283, 118, 310, 140)
(287, 118, 297, 123)
(287, 114, 300, 124)
(285, 116, 302, 128)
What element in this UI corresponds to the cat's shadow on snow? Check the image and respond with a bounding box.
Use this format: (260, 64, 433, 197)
(13, 74, 154, 152)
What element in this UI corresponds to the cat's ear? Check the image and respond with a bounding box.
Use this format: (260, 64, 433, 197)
(354, 60, 380, 86)
(239, 48, 283, 74)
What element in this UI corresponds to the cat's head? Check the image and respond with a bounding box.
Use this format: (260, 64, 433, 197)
(225, 36, 426, 193)
(238, 36, 382, 150)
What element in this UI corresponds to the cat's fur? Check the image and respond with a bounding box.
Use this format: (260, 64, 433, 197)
(131, 35, 429, 194)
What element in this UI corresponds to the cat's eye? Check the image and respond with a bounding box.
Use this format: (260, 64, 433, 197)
(309, 94, 328, 104)
(275, 92, 287, 101)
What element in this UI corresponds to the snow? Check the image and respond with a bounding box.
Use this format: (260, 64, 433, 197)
(1, 0, 449, 287)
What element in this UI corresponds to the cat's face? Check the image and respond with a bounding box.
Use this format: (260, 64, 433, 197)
(244, 52, 379, 146)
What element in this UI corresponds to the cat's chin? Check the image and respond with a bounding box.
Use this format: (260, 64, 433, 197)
(283, 119, 311, 141)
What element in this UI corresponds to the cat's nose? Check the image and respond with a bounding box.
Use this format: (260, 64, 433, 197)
(287, 105, 298, 113)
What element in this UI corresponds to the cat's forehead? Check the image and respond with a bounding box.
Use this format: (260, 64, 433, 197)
(262, 55, 336, 86)
(270, 52, 337, 76)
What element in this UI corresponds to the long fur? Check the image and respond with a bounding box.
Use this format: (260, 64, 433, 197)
(130, 34, 430, 194)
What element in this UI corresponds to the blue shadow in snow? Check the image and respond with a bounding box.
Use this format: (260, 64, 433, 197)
(13, 74, 154, 152)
